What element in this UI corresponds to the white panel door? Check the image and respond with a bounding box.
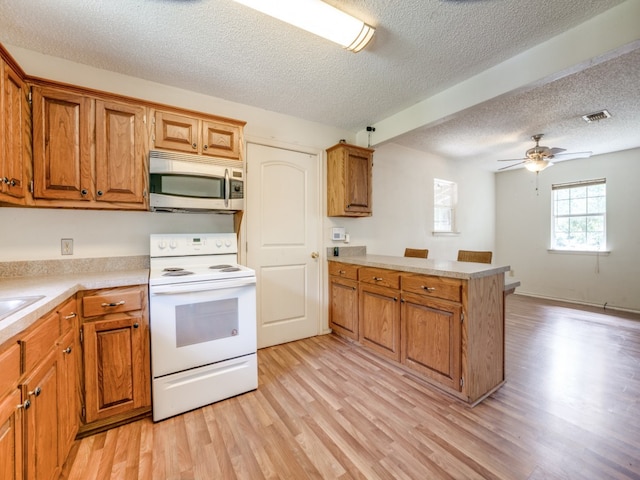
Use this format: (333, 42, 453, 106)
(246, 143, 321, 348)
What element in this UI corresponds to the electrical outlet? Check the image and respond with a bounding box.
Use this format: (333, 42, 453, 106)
(61, 238, 73, 255)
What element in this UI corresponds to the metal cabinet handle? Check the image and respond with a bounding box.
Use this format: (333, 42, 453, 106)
(64, 312, 77, 320)
(101, 300, 125, 307)
(422, 286, 436, 292)
(63, 346, 72, 354)
(339, 270, 346, 275)
(203, 144, 208, 150)
(133, 322, 139, 329)
(81, 189, 88, 195)
(393, 297, 398, 301)
(97, 190, 103, 196)
(192, 142, 197, 149)
(373, 277, 383, 281)
(18, 399, 31, 410)
(28, 387, 42, 397)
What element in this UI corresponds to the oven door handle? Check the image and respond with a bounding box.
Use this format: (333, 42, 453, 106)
(150, 277, 256, 295)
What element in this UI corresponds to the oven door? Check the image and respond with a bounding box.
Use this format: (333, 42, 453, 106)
(149, 277, 256, 377)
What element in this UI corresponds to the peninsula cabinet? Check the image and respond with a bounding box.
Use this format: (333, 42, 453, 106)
(31, 85, 148, 210)
(78, 285, 151, 435)
(152, 109, 243, 160)
(328, 262, 359, 340)
(0, 54, 28, 206)
(358, 267, 401, 362)
(326, 143, 373, 217)
(327, 258, 506, 405)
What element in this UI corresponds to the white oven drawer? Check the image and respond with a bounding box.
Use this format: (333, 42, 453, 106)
(152, 353, 258, 421)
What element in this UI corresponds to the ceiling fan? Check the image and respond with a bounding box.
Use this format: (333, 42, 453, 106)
(497, 134, 592, 172)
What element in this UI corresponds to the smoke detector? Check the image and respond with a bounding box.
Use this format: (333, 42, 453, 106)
(582, 110, 611, 123)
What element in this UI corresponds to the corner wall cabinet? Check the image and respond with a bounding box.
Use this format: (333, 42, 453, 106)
(0, 53, 28, 205)
(326, 143, 373, 217)
(327, 260, 505, 405)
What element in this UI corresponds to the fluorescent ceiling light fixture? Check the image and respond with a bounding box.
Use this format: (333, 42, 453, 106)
(232, 0, 375, 52)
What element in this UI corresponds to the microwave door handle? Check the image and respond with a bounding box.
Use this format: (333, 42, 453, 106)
(224, 168, 230, 208)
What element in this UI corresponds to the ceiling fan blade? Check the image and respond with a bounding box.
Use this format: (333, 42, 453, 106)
(548, 147, 566, 155)
(497, 157, 527, 162)
(550, 151, 593, 161)
(497, 161, 526, 171)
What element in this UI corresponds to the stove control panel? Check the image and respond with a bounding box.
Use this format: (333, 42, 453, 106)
(150, 233, 237, 257)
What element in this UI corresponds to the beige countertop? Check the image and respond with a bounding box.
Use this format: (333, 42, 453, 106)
(0, 269, 149, 344)
(329, 254, 511, 280)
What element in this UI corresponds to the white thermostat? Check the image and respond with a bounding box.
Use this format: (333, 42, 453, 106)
(331, 227, 346, 241)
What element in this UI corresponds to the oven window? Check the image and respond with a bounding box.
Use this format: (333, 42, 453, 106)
(175, 298, 239, 347)
(150, 173, 223, 199)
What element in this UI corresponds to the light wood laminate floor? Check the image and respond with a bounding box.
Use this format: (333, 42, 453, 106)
(60, 295, 640, 479)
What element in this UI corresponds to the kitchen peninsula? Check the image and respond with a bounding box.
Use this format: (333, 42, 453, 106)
(328, 254, 512, 405)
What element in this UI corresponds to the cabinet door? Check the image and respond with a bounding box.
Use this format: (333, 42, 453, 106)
(201, 120, 241, 160)
(0, 389, 22, 480)
(401, 293, 462, 390)
(57, 329, 78, 466)
(32, 87, 92, 201)
(23, 349, 61, 480)
(0, 63, 27, 202)
(95, 100, 147, 205)
(82, 315, 149, 423)
(359, 283, 401, 361)
(329, 276, 359, 340)
(153, 111, 199, 153)
(344, 147, 372, 214)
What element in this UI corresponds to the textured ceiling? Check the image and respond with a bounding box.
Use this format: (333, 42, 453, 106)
(0, 0, 638, 170)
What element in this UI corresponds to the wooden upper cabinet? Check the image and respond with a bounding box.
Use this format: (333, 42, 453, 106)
(32, 86, 92, 201)
(95, 100, 146, 205)
(0, 59, 28, 204)
(153, 110, 242, 160)
(326, 143, 373, 217)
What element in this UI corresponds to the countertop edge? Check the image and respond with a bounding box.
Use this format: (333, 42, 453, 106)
(328, 255, 510, 280)
(0, 269, 149, 345)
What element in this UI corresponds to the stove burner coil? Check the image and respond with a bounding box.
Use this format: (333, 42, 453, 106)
(209, 264, 234, 269)
(221, 267, 241, 272)
(163, 270, 194, 277)
(163, 267, 184, 272)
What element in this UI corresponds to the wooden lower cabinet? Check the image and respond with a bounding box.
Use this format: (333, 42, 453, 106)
(79, 285, 151, 434)
(0, 389, 22, 480)
(401, 292, 462, 390)
(329, 275, 359, 340)
(23, 348, 61, 480)
(57, 328, 78, 465)
(358, 283, 401, 362)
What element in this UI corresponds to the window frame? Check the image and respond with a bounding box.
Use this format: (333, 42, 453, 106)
(550, 178, 607, 252)
(433, 178, 459, 235)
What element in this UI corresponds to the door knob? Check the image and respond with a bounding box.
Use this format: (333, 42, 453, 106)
(311, 252, 319, 259)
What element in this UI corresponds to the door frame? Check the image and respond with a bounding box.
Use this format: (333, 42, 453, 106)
(242, 136, 327, 340)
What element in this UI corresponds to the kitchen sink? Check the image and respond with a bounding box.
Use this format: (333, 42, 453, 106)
(0, 295, 45, 321)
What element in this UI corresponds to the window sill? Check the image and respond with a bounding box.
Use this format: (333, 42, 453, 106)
(432, 231, 461, 237)
(547, 249, 610, 256)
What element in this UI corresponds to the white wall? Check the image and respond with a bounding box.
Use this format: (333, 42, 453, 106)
(495, 148, 640, 312)
(0, 45, 352, 262)
(326, 143, 496, 260)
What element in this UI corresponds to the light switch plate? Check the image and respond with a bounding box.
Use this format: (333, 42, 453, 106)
(61, 238, 73, 255)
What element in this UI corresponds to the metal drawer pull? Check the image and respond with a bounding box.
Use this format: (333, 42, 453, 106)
(63, 346, 72, 354)
(339, 270, 346, 275)
(18, 399, 31, 410)
(422, 286, 436, 292)
(373, 277, 383, 281)
(64, 312, 77, 319)
(28, 387, 42, 397)
(101, 300, 126, 307)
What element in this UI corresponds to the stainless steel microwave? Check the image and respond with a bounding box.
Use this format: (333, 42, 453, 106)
(149, 150, 244, 213)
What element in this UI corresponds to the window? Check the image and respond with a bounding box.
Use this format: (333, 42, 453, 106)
(551, 178, 606, 251)
(434, 179, 457, 233)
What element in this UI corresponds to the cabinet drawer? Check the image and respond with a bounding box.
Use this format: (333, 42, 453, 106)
(401, 274, 462, 303)
(58, 297, 78, 335)
(82, 288, 143, 318)
(0, 342, 21, 394)
(328, 262, 359, 280)
(21, 311, 60, 373)
(359, 267, 401, 289)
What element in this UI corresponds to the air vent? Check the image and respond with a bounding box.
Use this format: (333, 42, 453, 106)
(582, 110, 611, 123)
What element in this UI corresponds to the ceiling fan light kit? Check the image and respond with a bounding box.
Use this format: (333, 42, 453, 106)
(231, 0, 375, 52)
(498, 133, 592, 173)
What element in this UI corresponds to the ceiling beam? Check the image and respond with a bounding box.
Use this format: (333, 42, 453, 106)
(357, 0, 640, 148)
